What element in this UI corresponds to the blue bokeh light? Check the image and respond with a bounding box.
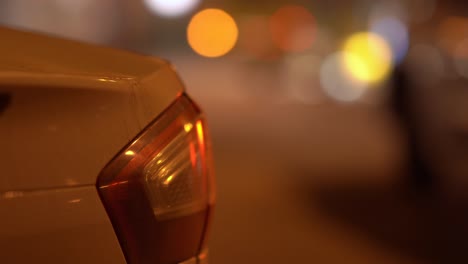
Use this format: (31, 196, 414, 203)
(371, 17, 409, 64)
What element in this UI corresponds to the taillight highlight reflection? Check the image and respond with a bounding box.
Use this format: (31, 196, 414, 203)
(97, 94, 214, 264)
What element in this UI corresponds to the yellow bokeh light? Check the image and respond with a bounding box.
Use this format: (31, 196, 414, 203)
(342, 32, 393, 84)
(187, 9, 238, 58)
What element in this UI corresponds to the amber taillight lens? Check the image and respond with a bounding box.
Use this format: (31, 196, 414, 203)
(97, 94, 215, 264)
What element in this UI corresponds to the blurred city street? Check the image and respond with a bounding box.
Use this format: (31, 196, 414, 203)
(172, 56, 416, 263)
(172, 55, 468, 264)
(2, 0, 468, 263)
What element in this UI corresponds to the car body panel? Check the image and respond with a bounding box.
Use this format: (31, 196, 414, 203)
(0, 27, 184, 191)
(0, 186, 126, 263)
(0, 27, 165, 80)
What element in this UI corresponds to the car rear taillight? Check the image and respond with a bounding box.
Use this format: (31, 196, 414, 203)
(97, 94, 215, 264)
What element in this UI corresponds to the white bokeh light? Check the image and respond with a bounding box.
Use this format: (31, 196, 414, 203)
(143, 0, 200, 17)
(320, 52, 367, 102)
(284, 53, 324, 104)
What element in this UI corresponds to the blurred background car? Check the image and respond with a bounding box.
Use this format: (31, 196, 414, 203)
(0, 0, 467, 263)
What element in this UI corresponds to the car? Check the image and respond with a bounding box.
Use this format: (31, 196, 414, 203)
(0, 26, 215, 264)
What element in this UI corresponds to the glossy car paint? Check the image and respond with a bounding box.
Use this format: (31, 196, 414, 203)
(0, 27, 187, 262)
(0, 27, 183, 191)
(0, 186, 126, 263)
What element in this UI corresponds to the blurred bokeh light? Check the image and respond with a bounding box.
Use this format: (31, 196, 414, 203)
(187, 8, 238, 58)
(239, 15, 280, 60)
(368, 0, 408, 25)
(0, 0, 119, 44)
(453, 39, 468, 79)
(437, 16, 468, 54)
(284, 52, 323, 103)
(320, 52, 366, 102)
(342, 32, 393, 84)
(370, 17, 409, 64)
(143, 0, 200, 18)
(269, 5, 316, 53)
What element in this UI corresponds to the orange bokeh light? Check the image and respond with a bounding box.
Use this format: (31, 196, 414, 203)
(269, 5, 316, 53)
(437, 16, 468, 53)
(187, 8, 238, 58)
(239, 15, 281, 60)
